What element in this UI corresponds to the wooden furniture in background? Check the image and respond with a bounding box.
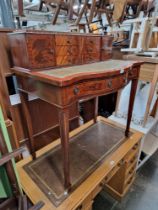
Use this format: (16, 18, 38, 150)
(0, 28, 20, 151)
(0, 142, 44, 210)
(121, 2, 158, 55)
(124, 54, 158, 126)
(16, 117, 143, 210)
(39, 0, 79, 24)
(9, 46, 142, 190)
(18, 0, 24, 16)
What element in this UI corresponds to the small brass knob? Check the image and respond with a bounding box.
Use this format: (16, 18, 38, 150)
(74, 87, 79, 95)
(49, 49, 54, 54)
(107, 80, 112, 88)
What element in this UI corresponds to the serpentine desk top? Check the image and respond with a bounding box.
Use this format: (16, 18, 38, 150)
(13, 59, 142, 87)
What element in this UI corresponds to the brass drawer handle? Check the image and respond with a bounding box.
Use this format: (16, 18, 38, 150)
(107, 80, 112, 88)
(130, 156, 136, 164)
(118, 159, 124, 166)
(129, 167, 135, 175)
(127, 177, 133, 185)
(49, 49, 54, 54)
(133, 143, 139, 150)
(74, 87, 79, 95)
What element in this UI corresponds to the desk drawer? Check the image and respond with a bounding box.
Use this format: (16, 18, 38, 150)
(105, 75, 127, 91)
(83, 53, 100, 63)
(83, 36, 100, 53)
(125, 159, 137, 178)
(55, 35, 79, 45)
(70, 74, 127, 99)
(84, 36, 100, 46)
(56, 55, 81, 66)
(56, 45, 79, 56)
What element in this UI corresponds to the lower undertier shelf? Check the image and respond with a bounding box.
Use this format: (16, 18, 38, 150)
(23, 121, 127, 206)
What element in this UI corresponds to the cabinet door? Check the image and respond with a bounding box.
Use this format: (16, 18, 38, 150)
(26, 34, 55, 69)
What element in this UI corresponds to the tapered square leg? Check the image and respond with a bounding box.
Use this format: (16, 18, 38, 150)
(58, 107, 71, 190)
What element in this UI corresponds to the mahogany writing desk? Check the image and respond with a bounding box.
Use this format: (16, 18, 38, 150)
(12, 59, 142, 190)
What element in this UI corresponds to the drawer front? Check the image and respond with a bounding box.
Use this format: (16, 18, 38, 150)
(128, 67, 139, 79)
(101, 50, 112, 61)
(56, 55, 81, 66)
(84, 36, 100, 46)
(124, 142, 140, 168)
(125, 160, 137, 178)
(83, 53, 100, 63)
(55, 35, 79, 45)
(27, 34, 55, 68)
(70, 74, 127, 99)
(105, 74, 127, 91)
(124, 171, 135, 188)
(83, 37, 100, 53)
(102, 36, 113, 49)
(56, 45, 80, 56)
(84, 44, 100, 54)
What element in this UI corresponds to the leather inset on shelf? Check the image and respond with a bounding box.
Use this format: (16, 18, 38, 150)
(24, 121, 131, 207)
